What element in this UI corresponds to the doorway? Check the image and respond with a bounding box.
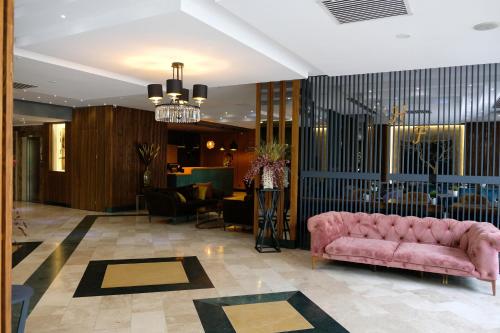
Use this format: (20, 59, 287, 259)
(20, 136, 41, 202)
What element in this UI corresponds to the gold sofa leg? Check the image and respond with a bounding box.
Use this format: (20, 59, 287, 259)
(492, 280, 496, 296)
(442, 275, 448, 285)
(311, 256, 317, 270)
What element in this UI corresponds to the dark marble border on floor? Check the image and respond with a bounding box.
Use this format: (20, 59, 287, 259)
(21, 214, 147, 313)
(73, 256, 214, 297)
(193, 291, 350, 333)
(12, 241, 42, 268)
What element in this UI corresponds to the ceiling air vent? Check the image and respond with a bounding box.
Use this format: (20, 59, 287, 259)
(13, 82, 37, 90)
(321, 0, 410, 24)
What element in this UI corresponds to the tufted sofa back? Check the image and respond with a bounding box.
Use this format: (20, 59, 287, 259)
(339, 212, 475, 248)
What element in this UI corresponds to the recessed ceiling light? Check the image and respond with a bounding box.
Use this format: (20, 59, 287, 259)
(473, 22, 499, 31)
(37, 96, 40, 99)
(80, 99, 84, 102)
(395, 33, 411, 39)
(49, 102, 52, 104)
(250, 110, 254, 113)
(60, 14, 66, 19)
(21, 97, 25, 100)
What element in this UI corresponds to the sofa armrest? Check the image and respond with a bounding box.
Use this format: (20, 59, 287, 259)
(461, 222, 500, 281)
(307, 212, 347, 257)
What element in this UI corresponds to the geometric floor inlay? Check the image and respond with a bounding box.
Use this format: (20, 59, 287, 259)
(194, 291, 350, 333)
(12, 241, 42, 268)
(74, 256, 213, 297)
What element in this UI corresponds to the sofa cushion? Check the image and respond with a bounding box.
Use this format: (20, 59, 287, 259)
(176, 185, 198, 201)
(393, 242, 474, 273)
(196, 182, 213, 200)
(325, 237, 399, 261)
(176, 192, 187, 203)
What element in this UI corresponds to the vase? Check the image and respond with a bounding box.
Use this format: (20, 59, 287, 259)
(143, 167, 152, 188)
(283, 167, 289, 188)
(262, 166, 274, 189)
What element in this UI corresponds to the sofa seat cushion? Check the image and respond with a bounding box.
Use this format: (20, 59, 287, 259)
(394, 243, 474, 273)
(325, 237, 399, 261)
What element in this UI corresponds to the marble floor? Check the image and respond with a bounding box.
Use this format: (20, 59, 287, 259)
(11, 202, 500, 333)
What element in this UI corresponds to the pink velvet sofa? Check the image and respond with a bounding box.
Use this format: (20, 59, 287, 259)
(308, 211, 500, 295)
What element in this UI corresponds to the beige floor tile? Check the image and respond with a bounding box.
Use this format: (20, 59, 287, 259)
(14, 203, 500, 333)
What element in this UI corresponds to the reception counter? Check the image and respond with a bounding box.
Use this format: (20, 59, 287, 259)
(167, 167, 234, 196)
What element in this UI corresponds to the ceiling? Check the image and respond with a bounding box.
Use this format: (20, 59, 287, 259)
(13, 0, 500, 128)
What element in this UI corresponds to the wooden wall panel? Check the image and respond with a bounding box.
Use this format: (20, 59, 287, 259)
(71, 107, 106, 211)
(199, 130, 254, 190)
(1, 0, 13, 330)
(71, 106, 169, 211)
(108, 106, 169, 210)
(42, 122, 71, 206)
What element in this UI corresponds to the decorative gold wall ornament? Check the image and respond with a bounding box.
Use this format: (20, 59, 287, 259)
(388, 104, 408, 125)
(412, 126, 429, 144)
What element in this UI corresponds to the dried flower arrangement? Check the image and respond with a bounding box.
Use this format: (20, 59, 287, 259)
(136, 143, 160, 167)
(244, 141, 289, 189)
(13, 208, 28, 246)
(136, 143, 160, 187)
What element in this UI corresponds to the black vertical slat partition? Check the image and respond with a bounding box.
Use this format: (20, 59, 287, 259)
(298, 63, 500, 249)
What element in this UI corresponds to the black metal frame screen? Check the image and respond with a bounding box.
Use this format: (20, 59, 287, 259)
(298, 64, 500, 248)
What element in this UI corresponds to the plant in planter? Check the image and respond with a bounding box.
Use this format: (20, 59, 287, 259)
(244, 141, 288, 189)
(136, 143, 160, 188)
(430, 190, 437, 205)
(12, 207, 28, 249)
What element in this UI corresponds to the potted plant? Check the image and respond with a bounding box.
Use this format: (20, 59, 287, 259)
(136, 143, 160, 188)
(13, 207, 28, 250)
(430, 191, 437, 205)
(244, 141, 288, 189)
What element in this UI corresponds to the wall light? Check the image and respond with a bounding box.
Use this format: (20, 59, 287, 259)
(206, 140, 215, 149)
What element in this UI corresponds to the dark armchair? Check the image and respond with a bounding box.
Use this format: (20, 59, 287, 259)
(144, 184, 222, 222)
(223, 194, 254, 230)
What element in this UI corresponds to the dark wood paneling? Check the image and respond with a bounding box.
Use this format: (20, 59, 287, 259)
(1, 0, 13, 330)
(109, 106, 169, 210)
(71, 106, 169, 211)
(71, 106, 107, 211)
(41, 122, 71, 206)
(200, 130, 254, 190)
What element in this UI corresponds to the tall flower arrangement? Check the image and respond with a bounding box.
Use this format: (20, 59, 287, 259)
(136, 143, 160, 187)
(244, 141, 288, 189)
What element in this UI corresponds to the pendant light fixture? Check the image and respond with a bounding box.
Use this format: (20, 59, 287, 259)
(147, 62, 208, 123)
(229, 140, 238, 151)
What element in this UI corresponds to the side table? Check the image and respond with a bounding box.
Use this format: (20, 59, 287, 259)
(255, 188, 281, 253)
(136, 194, 147, 213)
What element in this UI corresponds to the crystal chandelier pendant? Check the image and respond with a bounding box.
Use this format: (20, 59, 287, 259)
(147, 62, 207, 123)
(154, 103, 201, 123)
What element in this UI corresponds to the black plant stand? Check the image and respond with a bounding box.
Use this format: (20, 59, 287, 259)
(255, 188, 281, 253)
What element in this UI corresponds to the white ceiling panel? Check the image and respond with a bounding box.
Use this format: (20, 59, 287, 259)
(218, 0, 500, 76)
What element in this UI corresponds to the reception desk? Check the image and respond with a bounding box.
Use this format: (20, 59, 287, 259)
(167, 167, 234, 196)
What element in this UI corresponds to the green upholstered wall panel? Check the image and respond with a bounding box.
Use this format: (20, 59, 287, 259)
(167, 168, 234, 195)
